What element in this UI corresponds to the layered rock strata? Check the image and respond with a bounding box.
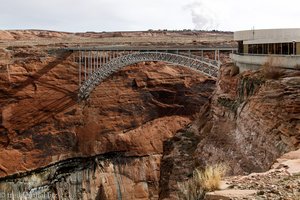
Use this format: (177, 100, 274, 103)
(0, 48, 215, 199)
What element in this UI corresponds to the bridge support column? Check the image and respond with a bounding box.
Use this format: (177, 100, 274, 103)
(84, 51, 87, 81)
(102, 51, 103, 66)
(99, 51, 101, 68)
(89, 51, 92, 77)
(100, 51, 103, 67)
(96, 51, 99, 69)
(94, 51, 97, 71)
(92, 52, 94, 72)
(91, 52, 94, 75)
(87, 51, 89, 78)
(217, 50, 220, 67)
(98, 51, 101, 68)
(78, 51, 81, 87)
(214, 50, 217, 61)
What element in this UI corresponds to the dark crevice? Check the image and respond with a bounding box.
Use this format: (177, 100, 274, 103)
(0, 151, 159, 183)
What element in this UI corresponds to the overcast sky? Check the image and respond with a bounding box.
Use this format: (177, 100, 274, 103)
(0, 0, 299, 32)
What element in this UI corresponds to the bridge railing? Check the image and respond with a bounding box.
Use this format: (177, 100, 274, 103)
(178, 52, 221, 67)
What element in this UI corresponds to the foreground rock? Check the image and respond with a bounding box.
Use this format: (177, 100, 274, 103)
(205, 149, 300, 200)
(205, 190, 257, 200)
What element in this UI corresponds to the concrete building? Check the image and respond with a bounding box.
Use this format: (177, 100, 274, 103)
(231, 28, 300, 71)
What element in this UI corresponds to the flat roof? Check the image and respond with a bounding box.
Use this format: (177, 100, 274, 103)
(234, 28, 300, 44)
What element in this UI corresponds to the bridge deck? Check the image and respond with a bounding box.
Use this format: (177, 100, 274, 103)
(65, 46, 237, 52)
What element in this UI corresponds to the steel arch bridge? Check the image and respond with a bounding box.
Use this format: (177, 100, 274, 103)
(76, 52, 218, 100)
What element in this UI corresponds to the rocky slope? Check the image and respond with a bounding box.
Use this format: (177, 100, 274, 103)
(205, 149, 300, 199)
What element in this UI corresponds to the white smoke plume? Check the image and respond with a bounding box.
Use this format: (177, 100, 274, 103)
(184, 1, 219, 30)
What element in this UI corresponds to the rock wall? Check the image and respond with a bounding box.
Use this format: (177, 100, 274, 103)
(0, 153, 162, 200)
(159, 66, 300, 199)
(0, 46, 299, 199)
(200, 67, 300, 173)
(0, 48, 215, 199)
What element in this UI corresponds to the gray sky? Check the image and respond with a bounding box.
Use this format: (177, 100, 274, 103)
(1, 0, 299, 32)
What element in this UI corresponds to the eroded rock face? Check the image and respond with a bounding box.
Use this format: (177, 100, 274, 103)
(159, 67, 300, 199)
(0, 50, 215, 199)
(0, 154, 162, 200)
(197, 68, 300, 174)
(0, 46, 299, 200)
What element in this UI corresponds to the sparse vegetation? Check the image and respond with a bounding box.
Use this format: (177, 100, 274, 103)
(217, 65, 266, 114)
(262, 62, 285, 80)
(178, 164, 228, 200)
(238, 76, 265, 101)
(217, 97, 239, 113)
(294, 64, 300, 70)
(229, 65, 240, 76)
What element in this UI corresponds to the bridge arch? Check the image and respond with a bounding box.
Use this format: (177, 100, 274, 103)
(78, 52, 219, 100)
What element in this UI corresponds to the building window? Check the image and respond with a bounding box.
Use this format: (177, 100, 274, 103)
(238, 41, 243, 54)
(268, 44, 274, 54)
(244, 43, 293, 55)
(243, 42, 299, 55)
(282, 43, 289, 55)
(258, 44, 263, 54)
(253, 44, 257, 54)
(263, 44, 268, 54)
(275, 43, 281, 54)
(249, 44, 253, 54)
(289, 43, 293, 55)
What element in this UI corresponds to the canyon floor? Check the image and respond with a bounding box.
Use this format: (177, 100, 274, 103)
(0, 30, 299, 200)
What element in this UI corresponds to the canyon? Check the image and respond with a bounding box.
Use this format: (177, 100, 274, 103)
(0, 30, 299, 199)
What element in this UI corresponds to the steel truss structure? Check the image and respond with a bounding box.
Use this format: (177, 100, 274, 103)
(74, 51, 220, 100)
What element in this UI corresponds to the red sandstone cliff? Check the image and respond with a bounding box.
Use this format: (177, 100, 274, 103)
(0, 43, 215, 199)
(0, 31, 299, 200)
(158, 66, 300, 199)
